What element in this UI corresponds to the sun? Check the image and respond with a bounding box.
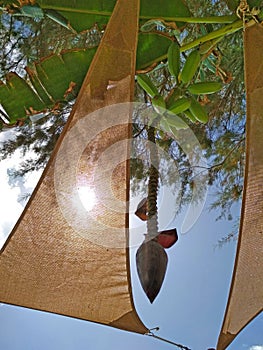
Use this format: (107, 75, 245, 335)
(77, 186, 96, 211)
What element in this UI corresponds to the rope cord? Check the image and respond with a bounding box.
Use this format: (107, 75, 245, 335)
(146, 330, 191, 350)
(236, 0, 249, 18)
(236, 0, 260, 24)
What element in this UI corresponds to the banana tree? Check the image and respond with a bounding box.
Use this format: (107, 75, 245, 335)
(0, 0, 262, 128)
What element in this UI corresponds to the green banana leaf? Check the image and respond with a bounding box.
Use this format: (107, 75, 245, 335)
(0, 33, 171, 123)
(136, 33, 171, 69)
(0, 73, 46, 123)
(0, 0, 191, 32)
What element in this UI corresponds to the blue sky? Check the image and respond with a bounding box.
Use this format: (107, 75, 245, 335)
(0, 147, 262, 350)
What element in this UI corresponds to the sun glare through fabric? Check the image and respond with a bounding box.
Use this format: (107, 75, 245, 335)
(77, 186, 96, 211)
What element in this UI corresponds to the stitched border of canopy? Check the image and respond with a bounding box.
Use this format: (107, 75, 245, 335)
(0, 0, 148, 335)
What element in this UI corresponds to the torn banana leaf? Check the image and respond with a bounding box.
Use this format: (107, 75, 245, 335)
(0, 48, 96, 123)
(0, 34, 171, 123)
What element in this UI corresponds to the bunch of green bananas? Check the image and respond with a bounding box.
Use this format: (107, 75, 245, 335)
(137, 41, 223, 134)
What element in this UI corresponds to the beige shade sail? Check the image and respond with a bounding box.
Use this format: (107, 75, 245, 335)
(217, 23, 263, 350)
(0, 0, 148, 334)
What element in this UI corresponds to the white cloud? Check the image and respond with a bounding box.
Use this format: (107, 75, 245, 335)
(0, 156, 24, 248)
(249, 346, 263, 350)
(0, 132, 42, 248)
(0, 128, 15, 143)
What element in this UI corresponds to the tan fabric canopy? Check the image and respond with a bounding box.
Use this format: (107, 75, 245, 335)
(217, 23, 263, 349)
(0, 0, 148, 334)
